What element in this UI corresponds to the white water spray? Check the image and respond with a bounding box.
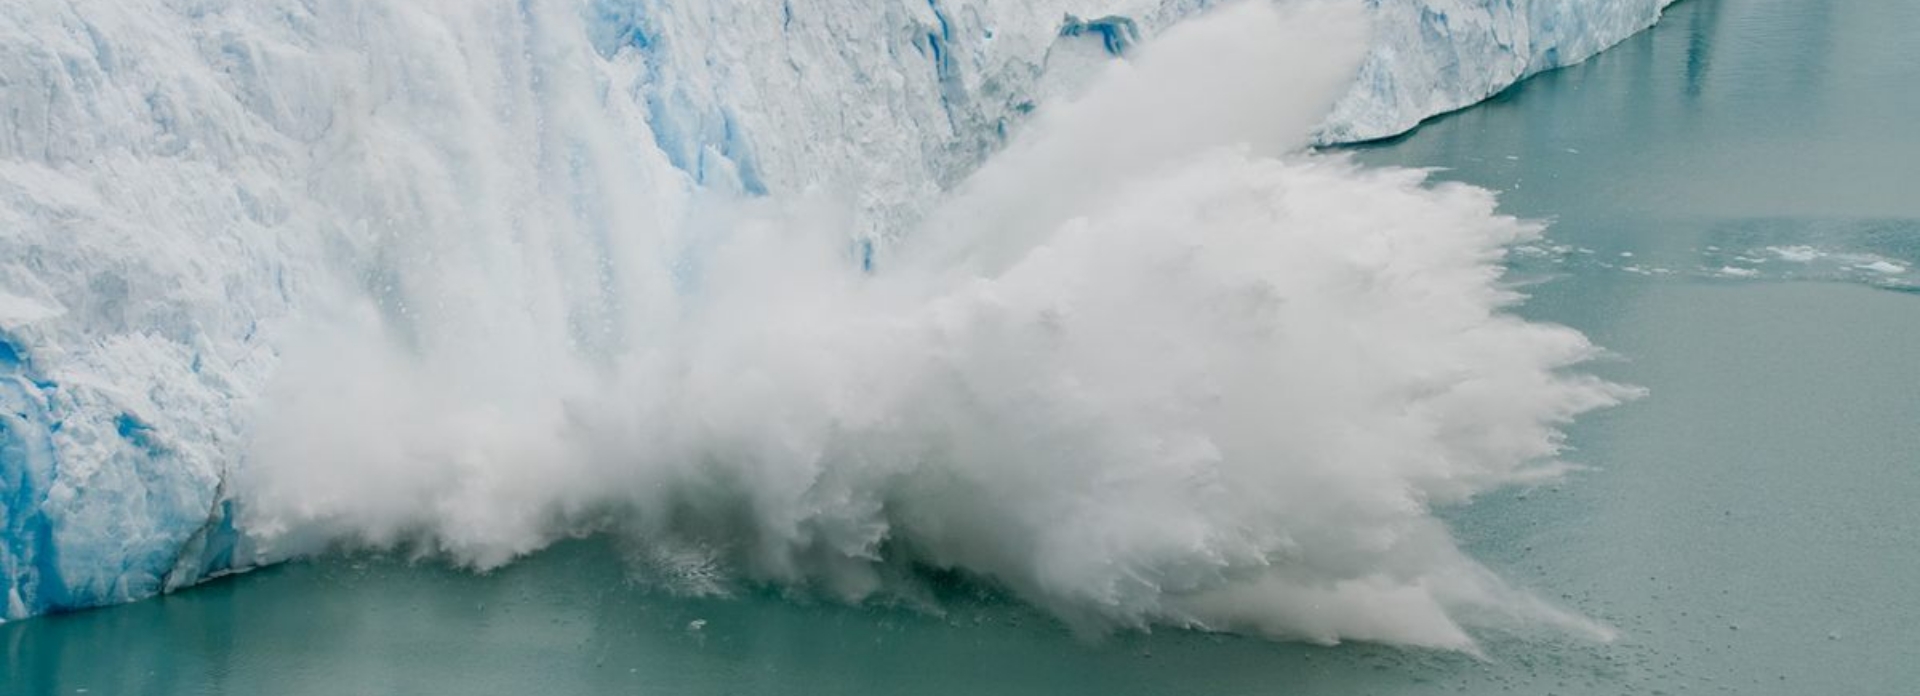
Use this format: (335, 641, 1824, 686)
(2, 0, 1636, 649)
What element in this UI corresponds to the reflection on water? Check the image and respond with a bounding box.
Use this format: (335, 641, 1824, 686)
(1681, 0, 1720, 98)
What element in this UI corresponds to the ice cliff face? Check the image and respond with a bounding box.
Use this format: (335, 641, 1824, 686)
(1326, 0, 1678, 142)
(1, 0, 1667, 621)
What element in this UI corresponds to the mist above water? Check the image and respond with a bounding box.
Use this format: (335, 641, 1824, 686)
(236, 1, 1636, 651)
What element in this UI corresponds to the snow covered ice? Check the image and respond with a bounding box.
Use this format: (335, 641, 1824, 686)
(2, 0, 1665, 636)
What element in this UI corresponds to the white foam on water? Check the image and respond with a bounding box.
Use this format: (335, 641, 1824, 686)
(1769, 245, 1824, 263)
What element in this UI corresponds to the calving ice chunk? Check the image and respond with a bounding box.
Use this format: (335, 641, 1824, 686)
(1, 0, 1665, 630)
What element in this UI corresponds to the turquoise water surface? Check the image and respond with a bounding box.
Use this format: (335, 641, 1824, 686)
(6, 1, 1917, 694)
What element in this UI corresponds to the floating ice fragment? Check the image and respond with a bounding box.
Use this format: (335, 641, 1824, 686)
(1769, 246, 1823, 263)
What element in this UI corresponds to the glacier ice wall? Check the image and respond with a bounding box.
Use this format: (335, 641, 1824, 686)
(569, 0, 1680, 229)
(1324, 0, 1678, 142)
(1, 0, 1662, 628)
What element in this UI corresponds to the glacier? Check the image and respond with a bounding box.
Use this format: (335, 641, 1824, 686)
(0, 0, 1667, 627)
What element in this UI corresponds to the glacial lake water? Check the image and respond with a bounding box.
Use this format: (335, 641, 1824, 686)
(6, 0, 1917, 694)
